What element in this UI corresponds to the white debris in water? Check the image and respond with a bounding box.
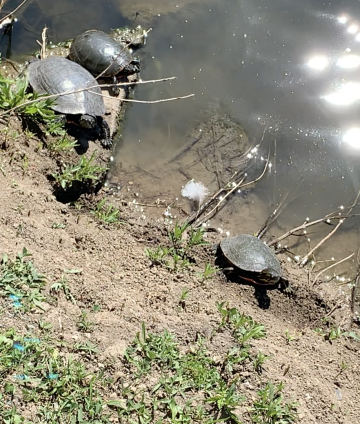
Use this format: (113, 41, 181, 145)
(181, 180, 209, 211)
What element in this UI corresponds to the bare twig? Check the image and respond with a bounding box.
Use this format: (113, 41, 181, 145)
(0, 77, 187, 117)
(0, 0, 28, 23)
(312, 253, 354, 286)
(120, 94, 194, 104)
(37, 25, 48, 60)
(299, 189, 360, 266)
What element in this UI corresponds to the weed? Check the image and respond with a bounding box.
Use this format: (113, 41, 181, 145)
(91, 198, 123, 224)
(250, 381, 298, 424)
(51, 222, 66, 229)
(50, 275, 76, 303)
(253, 351, 270, 373)
(92, 304, 102, 313)
(0, 248, 46, 311)
(145, 246, 170, 266)
(198, 263, 219, 280)
(47, 134, 78, 152)
(0, 328, 111, 423)
(52, 152, 108, 190)
(0, 74, 62, 129)
(38, 320, 53, 331)
(77, 310, 96, 332)
(145, 222, 208, 272)
(216, 301, 266, 346)
(284, 329, 298, 344)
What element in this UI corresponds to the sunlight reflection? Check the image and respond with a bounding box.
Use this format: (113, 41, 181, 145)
(347, 24, 359, 34)
(338, 16, 348, 24)
(337, 54, 360, 68)
(307, 55, 329, 70)
(343, 128, 360, 148)
(323, 82, 360, 106)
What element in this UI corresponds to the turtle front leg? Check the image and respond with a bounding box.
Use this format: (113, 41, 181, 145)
(97, 116, 112, 148)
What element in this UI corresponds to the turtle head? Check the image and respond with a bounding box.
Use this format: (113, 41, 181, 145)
(124, 58, 141, 74)
(79, 114, 96, 129)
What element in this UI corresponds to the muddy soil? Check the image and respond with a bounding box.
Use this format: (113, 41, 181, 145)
(0, 114, 359, 424)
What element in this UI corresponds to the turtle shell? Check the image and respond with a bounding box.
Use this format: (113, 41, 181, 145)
(69, 30, 133, 77)
(28, 56, 106, 116)
(220, 234, 282, 284)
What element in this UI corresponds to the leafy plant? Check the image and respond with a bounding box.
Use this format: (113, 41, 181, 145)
(50, 275, 76, 303)
(91, 198, 123, 224)
(250, 382, 298, 424)
(77, 311, 96, 332)
(52, 152, 108, 190)
(0, 248, 46, 311)
(145, 222, 208, 272)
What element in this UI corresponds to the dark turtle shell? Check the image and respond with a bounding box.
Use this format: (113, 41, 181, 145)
(27, 56, 106, 116)
(219, 234, 282, 284)
(69, 30, 134, 77)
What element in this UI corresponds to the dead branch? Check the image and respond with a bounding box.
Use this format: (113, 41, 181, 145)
(186, 153, 269, 228)
(0, 77, 189, 117)
(299, 189, 360, 266)
(0, 0, 28, 23)
(312, 253, 354, 286)
(36, 25, 48, 60)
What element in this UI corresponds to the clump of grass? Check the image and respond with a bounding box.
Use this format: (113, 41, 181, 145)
(0, 74, 63, 134)
(0, 328, 111, 423)
(52, 151, 108, 190)
(0, 248, 47, 311)
(145, 222, 208, 271)
(250, 382, 298, 424)
(91, 198, 123, 224)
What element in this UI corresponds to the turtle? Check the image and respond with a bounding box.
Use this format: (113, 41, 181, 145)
(27, 56, 112, 148)
(217, 234, 282, 285)
(69, 29, 140, 95)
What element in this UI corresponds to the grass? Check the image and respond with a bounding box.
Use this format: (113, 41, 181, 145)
(0, 74, 65, 135)
(0, 304, 298, 424)
(0, 248, 47, 311)
(91, 198, 123, 224)
(145, 222, 208, 271)
(52, 152, 108, 190)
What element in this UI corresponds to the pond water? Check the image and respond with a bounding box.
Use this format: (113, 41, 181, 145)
(2, 0, 360, 283)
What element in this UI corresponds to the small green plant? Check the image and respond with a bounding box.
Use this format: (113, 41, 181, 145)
(284, 329, 298, 344)
(52, 152, 108, 190)
(253, 351, 270, 373)
(51, 222, 66, 229)
(92, 304, 102, 313)
(198, 263, 219, 280)
(38, 320, 53, 331)
(216, 302, 266, 346)
(145, 222, 208, 272)
(145, 246, 170, 266)
(0, 74, 61, 125)
(50, 275, 76, 303)
(250, 382, 298, 424)
(77, 311, 96, 332)
(0, 248, 46, 310)
(178, 288, 189, 310)
(91, 198, 123, 224)
(48, 134, 78, 151)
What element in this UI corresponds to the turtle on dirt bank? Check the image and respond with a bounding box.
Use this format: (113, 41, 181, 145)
(217, 234, 283, 286)
(27, 56, 112, 148)
(69, 29, 141, 95)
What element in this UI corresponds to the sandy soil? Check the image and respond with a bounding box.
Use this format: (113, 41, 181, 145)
(0, 115, 359, 424)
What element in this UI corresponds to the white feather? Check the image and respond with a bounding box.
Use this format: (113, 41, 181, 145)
(181, 180, 209, 210)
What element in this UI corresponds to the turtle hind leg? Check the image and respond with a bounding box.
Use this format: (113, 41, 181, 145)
(97, 116, 112, 148)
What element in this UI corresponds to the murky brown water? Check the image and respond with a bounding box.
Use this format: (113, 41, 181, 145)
(2, 0, 360, 288)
